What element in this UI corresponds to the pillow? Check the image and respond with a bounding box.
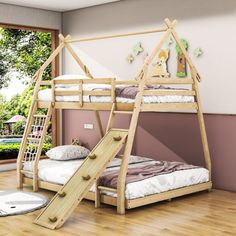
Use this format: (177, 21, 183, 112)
(46, 145, 90, 161)
(54, 74, 90, 88)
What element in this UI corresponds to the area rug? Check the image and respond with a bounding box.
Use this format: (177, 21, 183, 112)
(0, 191, 48, 216)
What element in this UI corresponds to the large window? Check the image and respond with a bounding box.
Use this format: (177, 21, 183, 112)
(0, 24, 59, 163)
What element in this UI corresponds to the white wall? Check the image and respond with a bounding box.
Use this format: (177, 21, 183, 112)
(0, 3, 61, 30)
(62, 0, 236, 114)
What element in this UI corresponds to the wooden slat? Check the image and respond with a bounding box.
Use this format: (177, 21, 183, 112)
(40, 81, 51, 86)
(141, 102, 198, 111)
(38, 101, 134, 111)
(113, 111, 133, 114)
(127, 181, 212, 209)
(27, 137, 40, 142)
(146, 78, 193, 84)
(97, 186, 117, 193)
(115, 80, 139, 85)
(53, 78, 113, 85)
(143, 90, 195, 96)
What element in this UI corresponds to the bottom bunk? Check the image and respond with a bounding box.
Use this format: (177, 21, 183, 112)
(22, 156, 212, 209)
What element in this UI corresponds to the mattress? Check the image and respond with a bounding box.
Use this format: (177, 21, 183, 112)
(38, 87, 194, 104)
(23, 156, 209, 200)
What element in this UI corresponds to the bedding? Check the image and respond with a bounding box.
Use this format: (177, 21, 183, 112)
(38, 85, 194, 104)
(99, 161, 200, 188)
(46, 145, 90, 161)
(23, 156, 209, 200)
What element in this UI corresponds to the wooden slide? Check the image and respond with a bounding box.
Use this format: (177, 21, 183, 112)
(34, 129, 128, 229)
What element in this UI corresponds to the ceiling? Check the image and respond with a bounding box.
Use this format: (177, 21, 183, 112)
(0, 0, 120, 12)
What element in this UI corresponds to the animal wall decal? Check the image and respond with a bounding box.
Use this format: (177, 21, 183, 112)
(133, 42, 144, 56)
(194, 47, 203, 58)
(175, 38, 188, 77)
(151, 50, 170, 78)
(126, 54, 134, 64)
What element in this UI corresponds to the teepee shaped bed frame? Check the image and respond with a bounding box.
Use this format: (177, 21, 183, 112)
(17, 19, 212, 229)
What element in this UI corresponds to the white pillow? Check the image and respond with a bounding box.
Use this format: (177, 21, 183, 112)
(46, 145, 90, 161)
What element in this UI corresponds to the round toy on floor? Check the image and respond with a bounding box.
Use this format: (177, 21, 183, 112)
(0, 191, 48, 216)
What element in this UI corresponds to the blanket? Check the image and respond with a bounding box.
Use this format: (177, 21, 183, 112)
(101, 85, 188, 100)
(99, 161, 199, 188)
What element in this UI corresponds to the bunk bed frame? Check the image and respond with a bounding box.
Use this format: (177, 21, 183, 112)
(16, 18, 212, 229)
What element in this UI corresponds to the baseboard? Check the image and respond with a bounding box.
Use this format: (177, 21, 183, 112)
(0, 163, 16, 172)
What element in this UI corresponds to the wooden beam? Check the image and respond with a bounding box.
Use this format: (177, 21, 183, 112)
(94, 110, 104, 138)
(67, 27, 168, 43)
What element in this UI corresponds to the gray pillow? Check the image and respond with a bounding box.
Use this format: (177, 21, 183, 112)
(46, 145, 90, 161)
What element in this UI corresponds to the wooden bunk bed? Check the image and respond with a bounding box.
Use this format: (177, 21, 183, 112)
(16, 18, 212, 229)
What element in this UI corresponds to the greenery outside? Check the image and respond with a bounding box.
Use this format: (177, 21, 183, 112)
(0, 28, 52, 159)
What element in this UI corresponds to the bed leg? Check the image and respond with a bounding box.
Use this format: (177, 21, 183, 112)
(33, 174, 39, 192)
(117, 189, 126, 214)
(95, 179, 101, 208)
(17, 170, 23, 189)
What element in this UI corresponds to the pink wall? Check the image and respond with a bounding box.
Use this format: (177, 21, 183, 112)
(63, 111, 236, 192)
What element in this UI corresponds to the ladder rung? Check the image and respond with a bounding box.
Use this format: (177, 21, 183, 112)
(27, 137, 40, 142)
(111, 128, 129, 132)
(28, 134, 41, 138)
(113, 111, 133, 115)
(98, 186, 117, 193)
(33, 114, 47, 118)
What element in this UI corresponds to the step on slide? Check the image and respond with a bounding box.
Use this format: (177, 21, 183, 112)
(34, 129, 128, 229)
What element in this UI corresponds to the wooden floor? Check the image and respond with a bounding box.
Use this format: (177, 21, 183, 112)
(0, 171, 236, 236)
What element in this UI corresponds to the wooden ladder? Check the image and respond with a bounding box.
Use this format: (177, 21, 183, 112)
(34, 129, 128, 229)
(17, 102, 52, 191)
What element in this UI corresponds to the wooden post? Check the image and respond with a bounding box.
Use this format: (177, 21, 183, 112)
(191, 70, 212, 180)
(116, 28, 172, 214)
(94, 111, 104, 138)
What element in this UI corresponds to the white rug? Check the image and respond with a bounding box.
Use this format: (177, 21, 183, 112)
(0, 191, 48, 216)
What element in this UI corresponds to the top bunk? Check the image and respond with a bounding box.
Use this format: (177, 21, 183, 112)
(37, 75, 197, 111)
(33, 18, 202, 112)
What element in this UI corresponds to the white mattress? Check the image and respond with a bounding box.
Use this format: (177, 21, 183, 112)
(23, 156, 209, 200)
(38, 86, 194, 104)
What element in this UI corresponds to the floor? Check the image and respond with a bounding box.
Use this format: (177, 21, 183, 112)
(0, 171, 236, 236)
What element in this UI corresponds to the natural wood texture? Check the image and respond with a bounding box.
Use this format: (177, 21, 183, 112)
(1, 171, 236, 236)
(94, 110, 104, 138)
(35, 130, 128, 229)
(67, 27, 168, 43)
(16, 18, 212, 229)
(37, 101, 134, 110)
(141, 102, 198, 112)
(191, 70, 212, 178)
